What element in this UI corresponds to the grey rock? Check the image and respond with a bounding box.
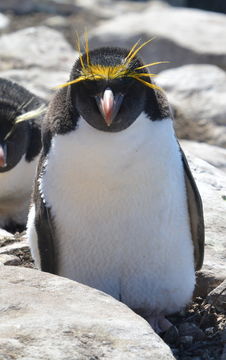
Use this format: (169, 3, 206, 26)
(206, 279, 226, 312)
(180, 140, 226, 173)
(0, 0, 79, 16)
(0, 26, 77, 99)
(0, 253, 21, 265)
(89, 2, 226, 71)
(157, 65, 226, 147)
(178, 323, 205, 341)
(0, 67, 70, 100)
(221, 327, 226, 360)
(0, 266, 174, 360)
(76, 0, 149, 19)
(179, 335, 193, 344)
(0, 238, 28, 255)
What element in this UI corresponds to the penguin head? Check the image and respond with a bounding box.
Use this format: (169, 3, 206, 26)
(0, 102, 30, 172)
(58, 39, 168, 132)
(0, 78, 44, 172)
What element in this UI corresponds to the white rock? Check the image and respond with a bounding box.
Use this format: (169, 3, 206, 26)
(0, 228, 14, 239)
(157, 65, 226, 147)
(76, 0, 149, 19)
(89, 3, 226, 70)
(0, 266, 174, 360)
(180, 140, 226, 173)
(0, 26, 77, 99)
(0, 254, 21, 266)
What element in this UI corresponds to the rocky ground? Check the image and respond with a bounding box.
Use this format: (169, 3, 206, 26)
(1, 218, 226, 360)
(0, 1, 226, 359)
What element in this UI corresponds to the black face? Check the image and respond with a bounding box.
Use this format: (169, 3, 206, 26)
(69, 47, 148, 132)
(0, 105, 29, 172)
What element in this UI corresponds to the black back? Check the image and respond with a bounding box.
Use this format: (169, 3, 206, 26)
(0, 78, 44, 172)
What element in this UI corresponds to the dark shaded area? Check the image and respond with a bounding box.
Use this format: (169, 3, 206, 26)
(0, 0, 80, 16)
(120, 0, 226, 14)
(162, 296, 226, 359)
(187, 0, 226, 14)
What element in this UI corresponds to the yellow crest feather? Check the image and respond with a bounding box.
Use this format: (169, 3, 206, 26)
(56, 35, 169, 91)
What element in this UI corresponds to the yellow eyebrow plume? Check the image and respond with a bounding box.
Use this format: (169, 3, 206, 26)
(56, 35, 168, 92)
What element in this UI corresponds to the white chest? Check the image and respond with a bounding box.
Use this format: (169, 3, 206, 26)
(40, 114, 195, 313)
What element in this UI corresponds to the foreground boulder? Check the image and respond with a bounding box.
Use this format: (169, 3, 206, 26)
(157, 64, 226, 148)
(0, 266, 174, 360)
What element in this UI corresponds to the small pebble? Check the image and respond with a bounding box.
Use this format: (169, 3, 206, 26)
(179, 335, 193, 344)
(179, 322, 205, 340)
(162, 325, 179, 344)
(205, 327, 214, 336)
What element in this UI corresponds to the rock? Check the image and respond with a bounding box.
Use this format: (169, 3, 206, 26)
(0, 228, 14, 243)
(180, 140, 226, 173)
(178, 323, 205, 341)
(195, 269, 225, 299)
(89, 2, 226, 71)
(0, 13, 9, 30)
(206, 280, 226, 312)
(0, 26, 77, 99)
(182, 152, 226, 296)
(0, 238, 28, 255)
(75, 0, 148, 19)
(0, 253, 21, 265)
(0, 0, 79, 16)
(179, 335, 193, 345)
(221, 328, 226, 360)
(157, 65, 226, 147)
(162, 326, 179, 345)
(0, 266, 174, 360)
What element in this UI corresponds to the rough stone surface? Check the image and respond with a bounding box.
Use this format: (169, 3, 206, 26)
(0, 26, 76, 98)
(0, 266, 174, 360)
(206, 280, 226, 312)
(0, 0, 79, 16)
(157, 65, 226, 147)
(89, 2, 226, 71)
(180, 140, 226, 173)
(0, 253, 21, 265)
(0, 228, 14, 241)
(75, 0, 148, 19)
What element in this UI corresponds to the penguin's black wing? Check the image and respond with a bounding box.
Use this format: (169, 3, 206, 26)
(33, 87, 78, 274)
(33, 152, 57, 274)
(179, 145, 205, 271)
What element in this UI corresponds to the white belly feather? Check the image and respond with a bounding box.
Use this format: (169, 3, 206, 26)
(38, 113, 195, 314)
(0, 155, 38, 227)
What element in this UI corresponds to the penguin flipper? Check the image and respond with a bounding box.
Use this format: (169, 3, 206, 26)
(33, 156, 57, 274)
(180, 146, 205, 271)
